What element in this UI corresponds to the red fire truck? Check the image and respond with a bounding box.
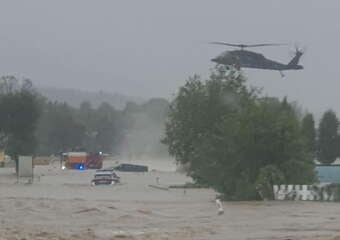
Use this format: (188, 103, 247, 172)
(63, 152, 103, 170)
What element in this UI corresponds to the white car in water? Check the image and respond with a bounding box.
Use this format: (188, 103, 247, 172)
(91, 170, 120, 186)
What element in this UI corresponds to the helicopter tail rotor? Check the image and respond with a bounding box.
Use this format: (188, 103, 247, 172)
(287, 44, 305, 68)
(293, 43, 306, 54)
(289, 44, 306, 59)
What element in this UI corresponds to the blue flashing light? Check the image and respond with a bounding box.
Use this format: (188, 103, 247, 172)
(77, 164, 85, 170)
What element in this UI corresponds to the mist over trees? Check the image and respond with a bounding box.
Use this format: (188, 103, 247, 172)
(120, 98, 170, 159)
(38, 87, 144, 109)
(163, 66, 316, 200)
(35, 96, 169, 158)
(0, 75, 169, 160)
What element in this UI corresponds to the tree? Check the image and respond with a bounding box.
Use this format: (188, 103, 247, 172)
(36, 99, 125, 156)
(92, 102, 123, 153)
(317, 110, 339, 164)
(0, 76, 41, 171)
(36, 101, 86, 154)
(301, 113, 316, 157)
(77, 101, 124, 154)
(163, 66, 315, 200)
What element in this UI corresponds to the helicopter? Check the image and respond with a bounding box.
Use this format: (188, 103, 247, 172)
(210, 42, 304, 77)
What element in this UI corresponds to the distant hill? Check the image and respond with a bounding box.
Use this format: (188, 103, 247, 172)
(38, 86, 145, 109)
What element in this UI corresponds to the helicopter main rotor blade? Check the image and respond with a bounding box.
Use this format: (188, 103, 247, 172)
(209, 42, 287, 48)
(246, 43, 287, 47)
(209, 42, 246, 48)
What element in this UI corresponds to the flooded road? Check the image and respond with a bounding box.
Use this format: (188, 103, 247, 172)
(1, 162, 340, 240)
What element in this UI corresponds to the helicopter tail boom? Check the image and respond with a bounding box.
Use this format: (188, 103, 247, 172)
(287, 49, 303, 68)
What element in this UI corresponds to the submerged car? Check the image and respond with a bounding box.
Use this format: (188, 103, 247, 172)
(91, 170, 120, 186)
(113, 163, 148, 172)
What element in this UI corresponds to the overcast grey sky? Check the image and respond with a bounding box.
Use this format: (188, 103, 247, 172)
(0, 1, 339, 116)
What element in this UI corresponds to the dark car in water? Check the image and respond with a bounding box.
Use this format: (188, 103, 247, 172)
(113, 163, 148, 172)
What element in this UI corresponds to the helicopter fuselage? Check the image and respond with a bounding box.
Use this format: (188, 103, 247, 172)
(211, 50, 303, 71)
